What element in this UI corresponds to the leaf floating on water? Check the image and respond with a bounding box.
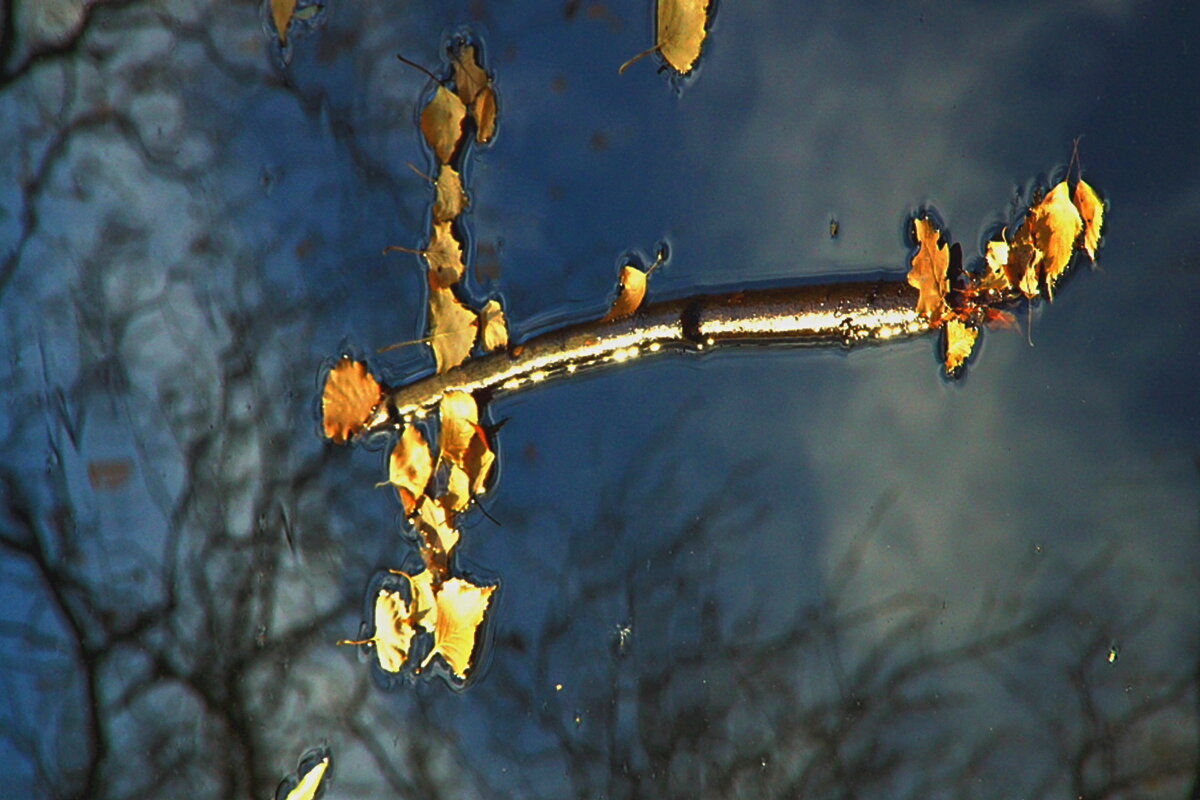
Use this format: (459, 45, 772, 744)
(439, 390, 480, 460)
(979, 233, 1013, 294)
(621, 0, 710, 75)
(433, 165, 468, 223)
(421, 85, 467, 164)
(1072, 179, 1104, 261)
(1029, 181, 1083, 299)
(270, 0, 297, 44)
(428, 286, 477, 372)
(415, 494, 460, 558)
(943, 319, 979, 376)
(424, 221, 466, 288)
(478, 299, 508, 352)
(601, 264, 648, 322)
(422, 577, 496, 679)
(473, 87, 498, 144)
(388, 425, 433, 514)
(281, 754, 329, 800)
(907, 216, 951, 324)
(321, 357, 383, 444)
(336, 586, 417, 673)
(452, 44, 498, 144)
(404, 568, 438, 633)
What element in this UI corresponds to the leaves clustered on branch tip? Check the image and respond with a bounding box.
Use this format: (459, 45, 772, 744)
(907, 162, 1105, 376)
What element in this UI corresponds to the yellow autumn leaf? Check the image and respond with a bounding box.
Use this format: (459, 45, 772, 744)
(321, 357, 382, 444)
(402, 568, 438, 633)
(422, 577, 496, 679)
(438, 390, 480, 463)
(602, 264, 648, 322)
(282, 755, 329, 800)
(1030, 181, 1083, 299)
(387, 425, 433, 514)
(907, 216, 951, 324)
(270, 0, 296, 44)
(433, 165, 468, 223)
(421, 85, 466, 165)
(337, 587, 417, 673)
(414, 494, 459, 557)
(979, 233, 1012, 293)
(473, 87, 498, 144)
(621, 0, 710, 75)
(1073, 179, 1104, 260)
(478, 299, 508, 352)
(428, 285, 477, 372)
(452, 44, 489, 106)
(424, 221, 465, 288)
(463, 427, 495, 497)
(943, 319, 979, 376)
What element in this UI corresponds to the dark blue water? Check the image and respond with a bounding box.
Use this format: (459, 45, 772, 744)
(1, 1, 1198, 798)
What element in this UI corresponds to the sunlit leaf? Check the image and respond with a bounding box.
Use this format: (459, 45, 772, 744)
(271, 0, 296, 44)
(387, 425, 433, 514)
(438, 390, 480, 463)
(428, 286, 477, 372)
(452, 44, 489, 106)
(433, 165, 468, 223)
(473, 87, 498, 144)
(421, 85, 466, 165)
(1073, 179, 1104, 260)
(338, 587, 416, 673)
(424, 221, 465, 288)
(463, 425, 495, 497)
(1030, 181, 1083, 299)
(282, 755, 329, 800)
(321, 357, 382, 444)
(405, 568, 438, 633)
(602, 264, 648, 322)
(979, 233, 1012, 293)
(907, 216, 951, 324)
(414, 494, 459, 557)
(422, 577, 496, 679)
(621, 0, 710, 75)
(478, 299, 508, 352)
(943, 318, 979, 376)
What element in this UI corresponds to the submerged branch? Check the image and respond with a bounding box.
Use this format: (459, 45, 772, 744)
(366, 278, 926, 431)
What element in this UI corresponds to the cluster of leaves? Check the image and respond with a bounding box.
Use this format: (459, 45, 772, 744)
(391, 42, 507, 373)
(907, 171, 1105, 375)
(621, 0, 711, 76)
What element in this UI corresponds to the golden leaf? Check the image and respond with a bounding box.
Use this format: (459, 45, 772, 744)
(422, 577, 496, 679)
(421, 85, 466, 165)
(463, 427, 496, 497)
(602, 264, 648, 322)
(979, 234, 1013, 293)
(1073, 179, 1104, 260)
(473, 87, 498, 144)
(441, 462, 472, 513)
(270, 0, 296, 44)
(387, 425, 433, 514)
(452, 44, 489, 107)
(428, 286, 477, 372)
(478, 299, 508, 352)
(433, 165, 468, 223)
(438, 390, 480, 463)
(282, 755, 329, 800)
(907, 216, 951, 324)
(943, 319, 979, 376)
(339, 587, 416, 673)
(321, 357, 382, 444)
(414, 494, 459, 557)
(657, 0, 709, 73)
(1030, 181, 1083, 299)
(424, 221, 466, 288)
(405, 569, 438, 633)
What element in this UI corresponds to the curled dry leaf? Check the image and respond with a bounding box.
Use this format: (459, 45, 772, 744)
(421, 85, 467, 164)
(602, 264, 648, 322)
(478, 299, 508, 352)
(388, 425, 433, 514)
(280, 755, 329, 800)
(270, 0, 296, 44)
(433, 165, 468, 223)
(421, 577, 496, 679)
(1072, 179, 1104, 260)
(428, 285, 477, 372)
(425, 221, 466, 288)
(907, 216, 951, 324)
(321, 357, 383, 444)
(943, 319, 979, 376)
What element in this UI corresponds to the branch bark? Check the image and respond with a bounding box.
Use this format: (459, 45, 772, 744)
(368, 278, 926, 429)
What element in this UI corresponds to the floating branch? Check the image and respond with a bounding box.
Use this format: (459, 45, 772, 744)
(365, 278, 926, 429)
